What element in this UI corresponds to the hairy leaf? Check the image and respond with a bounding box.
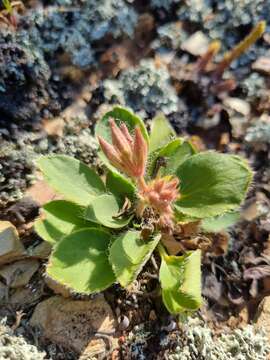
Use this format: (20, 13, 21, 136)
(95, 106, 149, 145)
(147, 139, 195, 179)
(149, 113, 176, 152)
(201, 211, 240, 232)
(35, 200, 92, 244)
(37, 155, 105, 206)
(175, 152, 252, 218)
(84, 194, 132, 228)
(159, 250, 202, 313)
(95, 107, 149, 174)
(109, 230, 160, 287)
(106, 170, 136, 201)
(47, 228, 115, 293)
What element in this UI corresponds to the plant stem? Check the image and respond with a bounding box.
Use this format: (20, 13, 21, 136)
(137, 176, 148, 192)
(157, 243, 168, 260)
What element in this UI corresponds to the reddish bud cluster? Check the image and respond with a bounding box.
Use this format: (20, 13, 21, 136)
(98, 119, 180, 230)
(139, 177, 180, 229)
(98, 119, 148, 179)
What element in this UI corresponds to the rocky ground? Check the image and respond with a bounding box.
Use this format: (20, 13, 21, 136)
(0, 0, 270, 359)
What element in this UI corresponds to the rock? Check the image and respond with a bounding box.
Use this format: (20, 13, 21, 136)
(5, 197, 39, 225)
(0, 282, 7, 302)
(10, 282, 44, 306)
(0, 259, 39, 288)
(0, 221, 25, 266)
(255, 296, 270, 345)
(181, 31, 209, 56)
(223, 97, 251, 116)
(252, 56, 270, 75)
(30, 295, 116, 354)
(28, 241, 52, 260)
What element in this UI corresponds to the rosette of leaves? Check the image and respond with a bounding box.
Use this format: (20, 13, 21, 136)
(35, 106, 252, 314)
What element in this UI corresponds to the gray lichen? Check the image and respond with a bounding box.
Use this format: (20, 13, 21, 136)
(177, 0, 268, 64)
(0, 29, 53, 121)
(169, 318, 270, 360)
(104, 59, 179, 117)
(245, 121, 270, 145)
(150, 0, 180, 10)
(51, 116, 99, 166)
(152, 22, 188, 51)
(0, 140, 37, 207)
(26, 0, 138, 69)
(0, 323, 45, 360)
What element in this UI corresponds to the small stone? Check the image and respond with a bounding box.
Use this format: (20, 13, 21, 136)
(0, 221, 25, 266)
(118, 315, 130, 330)
(149, 310, 157, 321)
(223, 97, 251, 116)
(28, 242, 52, 260)
(252, 56, 270, 75)
(10, 282, 44, 306)
(43, 117, 65, 137)
(30, 295, 116, 354)
(0, 259, 39, 288)
(181, 31, 209, 56)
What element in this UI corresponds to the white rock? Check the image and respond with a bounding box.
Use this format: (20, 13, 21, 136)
(181, 31, 209, 56)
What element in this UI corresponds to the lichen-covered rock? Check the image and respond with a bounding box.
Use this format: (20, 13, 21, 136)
(0, 140, 36, 206)
(177, 0, 268, 64)
(0, 322, 45, 360)
(0, 29, 53, 121)
(152, 22, 188, 51)
(104, 59, 179, 117)
(169, 318, 270, 360)
(245, 120, 270, 145)
(26, 0, 138, 69)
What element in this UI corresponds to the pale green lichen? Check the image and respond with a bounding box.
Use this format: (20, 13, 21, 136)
(104, 59, 179, 117)
(169, 318, 270, 360)
(0, 323, 45, 360)
(245, 121, 270, 144)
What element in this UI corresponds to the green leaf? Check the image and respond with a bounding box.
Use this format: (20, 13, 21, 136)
(37, 155, 105, 206)
(175, 152, 253, 218)
(201, 211, 240, 233)
(159, 249, 202, 314)
(35, 200, 93, 245)
(106, 170, 136, 201)
(47, 228, 115, 294)
(147, 139, 195, 179)
(84, 194, 132, 229)
(95, 106, 149, 145)
(149, 113, 176, 152)
(174, 209, 200, 224)
(109, 230, 160, 287)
